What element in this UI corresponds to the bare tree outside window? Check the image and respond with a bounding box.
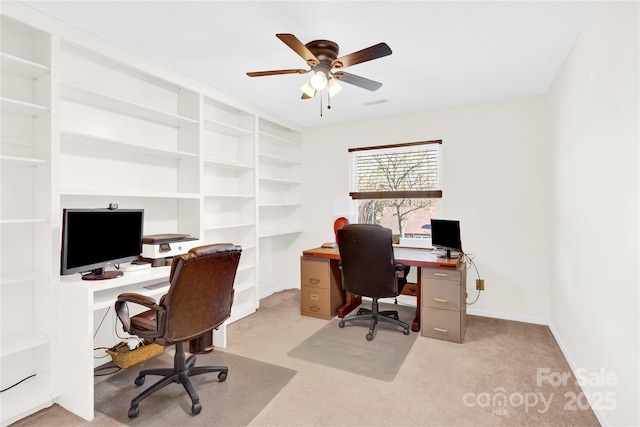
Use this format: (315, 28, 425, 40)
(349, 141, 442, 237)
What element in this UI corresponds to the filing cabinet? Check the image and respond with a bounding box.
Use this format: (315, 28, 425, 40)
(300, 257, 345, 320)
(421, 265, 467, 343)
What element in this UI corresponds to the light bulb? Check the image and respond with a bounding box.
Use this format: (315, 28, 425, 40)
(310, 71, 328, 90)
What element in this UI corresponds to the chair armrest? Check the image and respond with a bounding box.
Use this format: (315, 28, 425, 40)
(115, 293, 165, 336)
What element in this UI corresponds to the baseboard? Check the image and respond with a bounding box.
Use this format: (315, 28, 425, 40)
(466, 308, 549, 325)
(547, 323, 608, 427)
(259, 284, 298, 300)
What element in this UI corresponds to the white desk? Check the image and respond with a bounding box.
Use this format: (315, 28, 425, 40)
(56, 267, 227, 421)
(57, 267, 169, 420)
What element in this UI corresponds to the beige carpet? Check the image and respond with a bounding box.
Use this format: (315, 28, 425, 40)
(287, 302, 417, 381)
(13, 289, 600, 426)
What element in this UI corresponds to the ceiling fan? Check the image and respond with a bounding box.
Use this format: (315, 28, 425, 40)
(247, 34, 392, 102)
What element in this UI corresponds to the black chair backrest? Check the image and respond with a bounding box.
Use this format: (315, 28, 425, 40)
(162, 243, 241, 342)
(337, 224, 399, 298)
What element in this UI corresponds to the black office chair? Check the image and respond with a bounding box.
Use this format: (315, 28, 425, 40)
(337, 224, 410, 341)
(115, 244, 241, 418)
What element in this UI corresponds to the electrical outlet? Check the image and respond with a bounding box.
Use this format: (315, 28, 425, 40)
(476, 279, 485, 291)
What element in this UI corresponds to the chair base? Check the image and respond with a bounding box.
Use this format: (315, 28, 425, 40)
(128, 341, 228, 418)
(338, 298, 410, 341)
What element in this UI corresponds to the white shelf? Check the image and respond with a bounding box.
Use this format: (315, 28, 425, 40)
(0, 155, 48, 166)
(259, 177, 301, 185)
(1, 52, 49, 78)
(202, 158, 254, 170)
(1, 330, 50, 358)
(1, 271, 48, 286)
(203, 193, 254, 199)
(60, 131, 198, 160)
(234, 281, 256, 293)
(258, 152, 299, 165)
(259, 203, 302, 208)
(259, 130, 300, 146)
(61, 84, 198, 127)
(259, 228, 304, 238)
(203, 222, 254, 231)
(237, 264, 256, 274)
(228, 300, 258, 324)
(0, 374, 52, 426)
(203, 118, 253, 137)
(1, 97, 49, 117)
(0, 218, 48, 225)
(59, 187, 200, 199)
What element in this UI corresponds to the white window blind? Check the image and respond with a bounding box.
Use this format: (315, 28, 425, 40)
(348, 140, 442, 199)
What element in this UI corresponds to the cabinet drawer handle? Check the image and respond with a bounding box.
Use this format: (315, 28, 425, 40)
(434, 327, 448, 333)
(434, 273, 448, 277)
(310, 294, 319, 300)
(310, 305, 320, 312)
(309, 278, 320, 284)
(434, 298, 448, 303)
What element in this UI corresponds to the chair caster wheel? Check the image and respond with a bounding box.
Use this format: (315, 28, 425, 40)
(134, 376, 145, 386)
(128, 406, 139, 418)
(366, 333, 373, 341)
(357, 309, 366, 315)
(338, 320, 345, 328)
(393, 314, 400, 320)
(191, 402, 202, 415)
(403, 328, 410, 335)
(218, 371, 227, 382)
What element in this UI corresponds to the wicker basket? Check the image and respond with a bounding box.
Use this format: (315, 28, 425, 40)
(106, 341, 164, 368)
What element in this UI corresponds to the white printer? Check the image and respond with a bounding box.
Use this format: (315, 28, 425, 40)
(140, 234, 200, 267)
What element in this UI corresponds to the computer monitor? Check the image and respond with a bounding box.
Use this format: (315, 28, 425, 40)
(60, 208, 144, 280)
(430, 219, 462, 259)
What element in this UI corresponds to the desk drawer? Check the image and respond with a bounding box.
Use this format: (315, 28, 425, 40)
(422, 279, 461, 311)
(300, 258, 331, 289)
(421, 307, 462, 343)
(301, 287, 333, 319)
(422, 268, 461, 282)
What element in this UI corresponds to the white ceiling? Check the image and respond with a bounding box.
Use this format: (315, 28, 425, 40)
(21, 1, 593, 128)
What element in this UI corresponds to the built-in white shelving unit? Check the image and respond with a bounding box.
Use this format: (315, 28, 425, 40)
(0, 14, 54, 426)
(0, 3, 303, 424)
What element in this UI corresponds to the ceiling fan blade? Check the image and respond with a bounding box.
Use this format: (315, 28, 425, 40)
(301, 92, 314, 99)
(333, 72, 383, 91)
(331, 42, 392, 69)
(246, 69, 309, 77)
(276, 33, 320, 67)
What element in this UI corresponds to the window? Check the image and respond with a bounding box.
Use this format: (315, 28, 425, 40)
(348, 140, 442, 238)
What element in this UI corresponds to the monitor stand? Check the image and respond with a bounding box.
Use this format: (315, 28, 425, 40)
(437, 249, 460, 259)
(81, 268, 123, 281)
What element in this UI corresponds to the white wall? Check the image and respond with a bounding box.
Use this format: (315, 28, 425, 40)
(301, 96, 552, 322)
(548, 2, 639, 426)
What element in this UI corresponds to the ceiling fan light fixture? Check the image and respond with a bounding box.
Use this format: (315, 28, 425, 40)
(300, 80, 317, 98)
(328, 78, 343, 97)
(310, 70, 328, 90)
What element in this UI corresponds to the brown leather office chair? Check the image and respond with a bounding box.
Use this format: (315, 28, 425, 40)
(337, 224, 410, 341)
(115, 243, 241, 418)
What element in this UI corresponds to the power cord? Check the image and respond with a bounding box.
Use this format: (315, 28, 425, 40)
(462, 252, 482, 305)
(1, 374, 36, 393)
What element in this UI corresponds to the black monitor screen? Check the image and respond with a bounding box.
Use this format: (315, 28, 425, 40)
(61, 208, 144, 279)
(430, 219, 462, 252)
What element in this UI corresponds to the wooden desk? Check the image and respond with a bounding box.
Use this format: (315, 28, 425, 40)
(301, 246, 461, 332)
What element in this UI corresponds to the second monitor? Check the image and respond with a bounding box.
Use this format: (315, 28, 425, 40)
(430, 219, 462, 259)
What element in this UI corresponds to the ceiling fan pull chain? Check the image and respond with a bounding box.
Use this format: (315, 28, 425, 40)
(320, 92, 323, 117)
(327, 90, 331, 110)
